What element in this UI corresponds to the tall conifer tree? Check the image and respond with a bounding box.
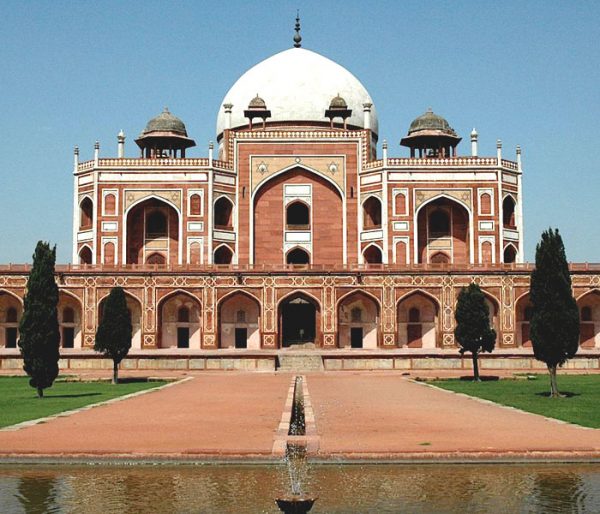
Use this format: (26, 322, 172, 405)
(94, 287, 132, 384)
(454, 283, 496, 381)
(18, 241, 60, 398)
(530, 228, 579, 397)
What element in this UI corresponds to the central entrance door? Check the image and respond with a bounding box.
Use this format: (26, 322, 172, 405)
(350, 327, 363, 349)
(177, 327, 190, 348)
(235, 328, 248, 349)
(280, 296, 317, 347)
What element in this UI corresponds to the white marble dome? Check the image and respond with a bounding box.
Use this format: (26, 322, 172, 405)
(216, 47, 378, 138)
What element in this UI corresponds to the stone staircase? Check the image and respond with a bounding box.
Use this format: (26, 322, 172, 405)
(277, 353, 324, 372)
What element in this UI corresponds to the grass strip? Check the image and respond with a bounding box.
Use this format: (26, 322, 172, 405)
(431, 374, 600, 429)
(0, 376, 166, 428)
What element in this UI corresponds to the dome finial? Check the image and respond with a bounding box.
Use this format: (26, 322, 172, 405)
(293, 10, 302, 48)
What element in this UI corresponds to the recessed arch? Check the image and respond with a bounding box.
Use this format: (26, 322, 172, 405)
(218, 291, 261, 349)
(214, 244, 234, 265)
(362, 195, 382, 230)
(577, 289, 600, 348)
(98, 290, 143, 350)
(213, 195, 234, 230)
(363, 243, 383, 264)
(58, 291, 82, 348)
(79, 196, 93, 230)
(0, 289, 24, 306)
(157, 290, 201, 349)
(78, 245, 93, 265)
(286, 200, 310, 228)
(337, 291, 380, 349)
(397, 291, 440, 348)
(278, 291, 322, 348)
(503, 243, 518, 264)
(502, 195, 517, 228)
(0, 290, 23, 349)
(415, 194, 472, 265)
(286, 247, 310, 265)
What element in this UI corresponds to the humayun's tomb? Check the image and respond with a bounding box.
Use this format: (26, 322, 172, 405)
(1, 24, 599, 371)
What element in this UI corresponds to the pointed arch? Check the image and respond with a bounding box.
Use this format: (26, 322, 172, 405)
(98, 290, 143, 349)
(0, 289, 24, 306)
(286, 200, 310, 228)
(363, 243, 383, 264)
(252, 164, 344, 200)
(214, 243, 234, 265)
(278, 290, 322, 348)
(218, 290, 261, 349)
(503, 243, 518, 264)
(213, 195, 234, 230)
(286, 246, 310, 265)
(78, 245, 93, 265)
(0, 290, 22, 349)
(397, 290, 440, 348)
(157, 290, 202, 349)
(337, 291, 380, 349)
(362, 195, 382, 229)
(58, 290, 82, 348)
(515, 292, 532, 347)
(79, 196, 94, 230)
(502, 194, 517, 228)
(576, 289, 600, 348)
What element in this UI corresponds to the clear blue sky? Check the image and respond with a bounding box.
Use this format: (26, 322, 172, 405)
(0, 0, 598, 263)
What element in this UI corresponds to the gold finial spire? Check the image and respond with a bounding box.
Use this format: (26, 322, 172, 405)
(293, 11, 302, 48)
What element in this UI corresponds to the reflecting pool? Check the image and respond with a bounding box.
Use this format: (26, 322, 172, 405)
(1, 463, 600, 513)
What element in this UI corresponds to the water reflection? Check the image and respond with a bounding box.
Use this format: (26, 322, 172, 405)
(0, 464, 599, 513)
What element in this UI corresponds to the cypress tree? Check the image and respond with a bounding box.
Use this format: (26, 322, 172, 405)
(94, 287, 132, 384)
(18, 241, 60, 398)
(530, 228, 579, 397)
(454, 283, 496, 381)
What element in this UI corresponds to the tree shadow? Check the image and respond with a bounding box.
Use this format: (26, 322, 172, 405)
(117, 377, 158, 384)
(535, 391, 580, 398)
(459, 375, 500, 382)
(47, 392, 103, 399)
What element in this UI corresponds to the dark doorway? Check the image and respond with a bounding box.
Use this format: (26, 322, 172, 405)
(5, 328, 17, 348)
(407, 324, 422, 348)
(351, 327, 363, 349)
(281, 297, 317, 347)
(235, 328, 248, 349)
(177, 327, 190, 348)
(62, 328, 75, 348)
(286, 248, 310, 265)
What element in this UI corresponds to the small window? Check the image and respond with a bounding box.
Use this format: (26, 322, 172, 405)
(178, 307, 190, 323)
(363, 197, 382, 229)
(429, 209, 450, 237)
(286, 202, 310, 228)
(146, 211, 167, 238)
(214, 245, 233, 265)
(351, 307, 362, 323)
(63, 307, 75, 323)
(236, 310, 246, 323)
(6, 307, 17, 323)
(409, 307, 420, 323)
(394, 193, 406, 216)
(363, 245, 382, 264)
(80, 198, 93, 230)
(503, 196, 516, 228)
(190, 194, 202, 216)
(582, 306, 592, 322)
(104, 194, 116, 215)
(214, 197, 234, 229)
(480, 193, 491, 215)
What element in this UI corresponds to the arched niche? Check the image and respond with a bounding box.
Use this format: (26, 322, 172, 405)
(214, 196, 234, 230)
(286, 201, 310, 229)
(515, 293, 532, 347)
(79, 197, 93, 230)
(278, 292, 321, 348)
(286, 247, 310, 265)
(363, 244, 383, 264)
(158, 292, 201, 349)
(98, 292, 142, 350)
(58, 292, 82, 349)
(0, 291, 22, 348)
(214, 244, 233, 265)
(126, 198, 179, 265)
(362, 196, 382, 230)
(337, 292, 379, 349)
(218, 292, 261, 349)
(578, 290, 600, 348)
(79, 246, 92, 265)
(503, 196, 516, 229)
(417, 197, 470, 264)
(397, 292, 439, 348)
(504, 244, 517, 264)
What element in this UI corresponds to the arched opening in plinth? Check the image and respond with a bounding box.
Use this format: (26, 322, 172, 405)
(397, 292, 439, 348)
(98, 292, 142, 350)
(0, 291, 22, 348)
(58, 292, 82, 348)
(278, 292, 320, 348)
(157, 292, 201, 349)
(578, 290, 600, 348)
(515, 293, 532, 347)
(218, 292, 261, 349)
(337, 292, 380, 349)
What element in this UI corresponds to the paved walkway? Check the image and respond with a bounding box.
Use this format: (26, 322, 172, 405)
(308, 373, 600, 459)
(1, 371, 600, 460)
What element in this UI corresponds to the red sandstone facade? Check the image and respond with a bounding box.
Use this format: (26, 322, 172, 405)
(1, 39, 599, 356)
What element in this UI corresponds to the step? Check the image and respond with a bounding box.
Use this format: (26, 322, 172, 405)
(277, 354, 324, 372)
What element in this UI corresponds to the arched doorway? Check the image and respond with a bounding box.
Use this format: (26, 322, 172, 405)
(214, 245, 233, 264)
(278, 293, 320, 348)
(218, 292, 261, 349)
(214, 197, 234, 230)
(337, 292, 379, 349)
(286, 201, 310, 229)
(578, 291, 600, 348)
(99, 292, 142, 349)
(286, 247, 310, 265)
(503, 196, 517, 229)
(362, 196, 382, 229)
(126, 198, 179, 265)
(515, 294, 532, 347)
(363, 244, 383, 264)
(158, 292, 201, 349)
(58, 292, 82, 349)
(504, 244, 517, 264)
(417, 197, 470, 264)
(79, 246, 92, 265)
(79, 197, 93, 230)
(397, 292, 439, 348)
(0, 292, 22, 348)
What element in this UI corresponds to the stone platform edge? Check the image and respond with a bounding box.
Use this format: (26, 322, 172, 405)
(1, 350, 600, 372)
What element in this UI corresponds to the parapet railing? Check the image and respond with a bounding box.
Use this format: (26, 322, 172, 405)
(363, 156, 518, 170)
(1, 263, 599, 274)
(77, 158, 233, 172)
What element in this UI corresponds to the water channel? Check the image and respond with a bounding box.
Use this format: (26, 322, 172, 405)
(1, 463, 600, 513)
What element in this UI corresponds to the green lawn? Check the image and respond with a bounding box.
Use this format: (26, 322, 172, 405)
(431, 374, 600, 429)
(0, 376, 167, 428)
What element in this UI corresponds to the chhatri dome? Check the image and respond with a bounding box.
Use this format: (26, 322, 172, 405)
(216, 18, 378, 139)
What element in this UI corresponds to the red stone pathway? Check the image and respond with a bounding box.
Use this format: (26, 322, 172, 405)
(308, 372, 600, 459)
(1, 371, 600, 460)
